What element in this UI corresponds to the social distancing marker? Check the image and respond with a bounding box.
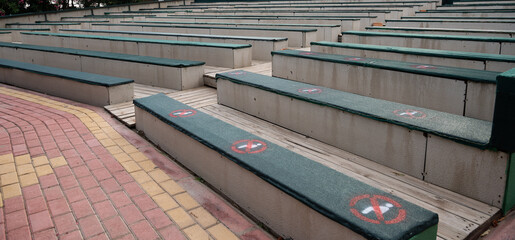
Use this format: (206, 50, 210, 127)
(410, 65, 437, 69)
(298, 88, 322, 94)
(169, 109, 197, 118)
(349, 194, 406, 225)
(345, 57, 366, 61)
(393, 109, 427, 119)
(231, 139, 267, 154)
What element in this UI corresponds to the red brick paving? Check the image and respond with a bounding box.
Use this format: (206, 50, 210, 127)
(0, 85, 272, 239)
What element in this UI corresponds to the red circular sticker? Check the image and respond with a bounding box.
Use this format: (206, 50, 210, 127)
(410, 65, 437, 69)
(231, 139, 267, 154)
(228, 71, 246, 75)
(393, 109, 426, 119)
(298, 88, 322, 94)
(169, 109, 197, 118)
(299, 52, 318, 55)
(350, 194, 406, 225)
(344, 57, 366, 61)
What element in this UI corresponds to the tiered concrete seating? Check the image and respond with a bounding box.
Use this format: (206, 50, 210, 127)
(0, 41, 205, 90)
(311, 41, 515, 72)
(0, 58, 133, 106)
(215, 69, 514, 210)
(341, 30, 515, 54)
(414, 9, 515, 17)
(88, 22, 316, 47)
(61, 28, 287, 61)
(366, 26, 515, 38)
(385, 19, 515, 30)
(0, 32, 10, 42)
(134, 93, 439, 240)
(20, 31, 252, 68)
(0, 28, 50, 42)
(272, 49, 499, 120)
(5, 22, 82, 32)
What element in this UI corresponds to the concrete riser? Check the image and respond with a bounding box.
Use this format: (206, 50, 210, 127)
(342, 34, 515, 55)
(135, 107, 367, 240)
(217, 78, 508, 208)
(0, 68, 133, 106)
(20, 33, 252, 69)
(0, 46, 204, 90)
(272, 54, 497, 121)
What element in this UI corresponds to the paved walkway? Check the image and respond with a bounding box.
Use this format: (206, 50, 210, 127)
(0, 84, 272, 240)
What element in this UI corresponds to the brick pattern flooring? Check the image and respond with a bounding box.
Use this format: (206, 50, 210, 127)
(0, 86, 271, 240)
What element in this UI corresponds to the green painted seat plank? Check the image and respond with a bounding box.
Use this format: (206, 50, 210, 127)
(0, 28, 50, 31)
(273, 49, 499, 83)
(60, 29, 288, 41)
(0, 41, 204, 68)
(6, 23, 80, 26)
(158, 15, 364, 21)
(0, 32, 10, 34)
(21, 32, 252, 49)
(0, 58, 133, 86)
(364, 26, 515, 34)
(92, 23, 318, 32)
(386, 19, 515, 23)
(216, 70, 492, 148)
(343, 31, 515, 42)
(134, 93, 439, 240)
(311, 41, 515, 63)
(123, 20, 341, 28)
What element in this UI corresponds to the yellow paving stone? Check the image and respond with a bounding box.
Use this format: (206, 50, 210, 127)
(19, 173, 38, 187)
(159, 180, 186, 196)
(140, 181, 165, 197)
(0, 154, 14, 164)
(183, 224, 210, 240)
(49, 156, 67, 168)
(120, 161, 141, 173)
(14, 154, 31, 165)
(1, 172, 19, 187)
(130, 171, 152, 184)
(113, 152, 132, 163)
(152, 193, 179, 211)
(17, 164, 35, 175)
(0, 163, 16, 175)
(138, 160, 156, 172)
(121, 144, 139, 154)
(166, 207, 196, 229)
(2, 183, 21, 199)
(35, 164, 53, 177)
(99, 138, 116, 147)
(129, 152, 148, 162)
(106, 146, 123, 155)
(0, 192, 3, 207)
(32, 156, 49, 167)
(174, 193, 200, 211)
(207, 224, 239, 240)
(148, 169, 170, 183)
(189, 207, 218, 228)
(94, 133, 108, 140)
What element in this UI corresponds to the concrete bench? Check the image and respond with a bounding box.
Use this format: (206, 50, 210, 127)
(385, 19, 515, 30)
(35, 20, 110, 29)
(216, 70, 515, 209)
(5, 23, 82, 32)
(272, 49, 501, 121)
(414, 9, 515, 17)
(0, 32, 10, 42)
(0, 28, 50, 42)
(366, 26, 515, 38)
(89, 23, 316, 48)
(0, 41, 204, 90)
(153, 15, 362, 31)
(437, 3, 515, 10)
(20, 31, 252, 68)
(60, 28, 287, 61)
(311, 41, 515, 72)
(341, 31, 515, 55)
(61, 15, 156, 23)
(134, 93, 439, 240)
(122, 20, 341, 42)
(0, 58, 133, 106)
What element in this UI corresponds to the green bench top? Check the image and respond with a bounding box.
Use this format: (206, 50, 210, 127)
(0, 28, 50, 31)
(21, 32, 252, 49)
(0, 58, 133, 87)
(189, 1, 437, 6)
(364, 26, 515, 34)
(199, 9, 395, 13)
(343, 30, 515, 42)
(386, 19, 515, 23)
(421, 9, 515, 13)
(5, 23, 80, 26)
(217, 70, 492, 148)
(134, 93, 439, 240)
(311, 41, 515, 63)
(403, 16, 515, 20)
(0, 32, 10, 34)
(230, 4, 424, 8)
(123, 20, 341, 28)
(273, 49, 499, 83)
(36, 20, 110, 23)
(0, 42, 204, 67)
(156, 15, 369, 20)
(91, 23, 318, 32)
(60, 29, 288, 41)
